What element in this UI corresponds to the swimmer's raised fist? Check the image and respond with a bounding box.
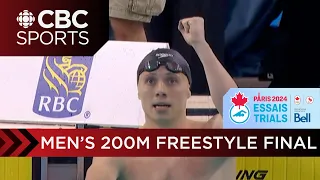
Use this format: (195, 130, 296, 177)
(178, 17, 206, 47)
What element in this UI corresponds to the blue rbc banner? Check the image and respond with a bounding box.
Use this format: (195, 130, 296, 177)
(223, 88, 320, 129)
(33, 56, 93, 118)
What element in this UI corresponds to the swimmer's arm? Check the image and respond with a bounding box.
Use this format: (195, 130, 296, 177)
(205, 111, 236, 178)
(207, 113, 223, 129)
(192, 41, 238, 116)
(85, 157, 121, 180)
(211, 157, 237, 179)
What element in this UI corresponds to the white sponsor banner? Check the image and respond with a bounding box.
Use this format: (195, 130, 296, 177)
(0, 123, 75, 129)
(0, 41, 169, 126)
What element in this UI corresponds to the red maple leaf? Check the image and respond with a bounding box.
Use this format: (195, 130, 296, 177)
(231, 92, 248, 109)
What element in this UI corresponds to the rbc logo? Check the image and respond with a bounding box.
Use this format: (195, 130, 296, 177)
(33, 56, 93, 118)
(294, 113, 311, 122)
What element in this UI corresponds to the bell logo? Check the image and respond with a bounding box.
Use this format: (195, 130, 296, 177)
(294, 113, 311, 123)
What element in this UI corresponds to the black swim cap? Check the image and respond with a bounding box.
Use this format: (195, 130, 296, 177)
(137, 48, 192, 85)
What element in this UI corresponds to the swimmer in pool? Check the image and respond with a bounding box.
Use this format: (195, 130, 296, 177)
(86, 17, 238, 180)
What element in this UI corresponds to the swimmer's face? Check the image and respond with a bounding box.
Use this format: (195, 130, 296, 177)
(138, 66, 191, 123)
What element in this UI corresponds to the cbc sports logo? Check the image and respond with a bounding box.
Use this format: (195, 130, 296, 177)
(16, 10, 89, 45)
(229, 92, 250, 124)
(32, 56, 93, 118)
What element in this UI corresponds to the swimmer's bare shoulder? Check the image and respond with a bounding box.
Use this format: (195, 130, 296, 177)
(86, 157, 122, 180)
(187, 114, 223, 129)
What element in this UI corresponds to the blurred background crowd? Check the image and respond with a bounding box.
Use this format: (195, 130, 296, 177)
(109, 0, 320, 93)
